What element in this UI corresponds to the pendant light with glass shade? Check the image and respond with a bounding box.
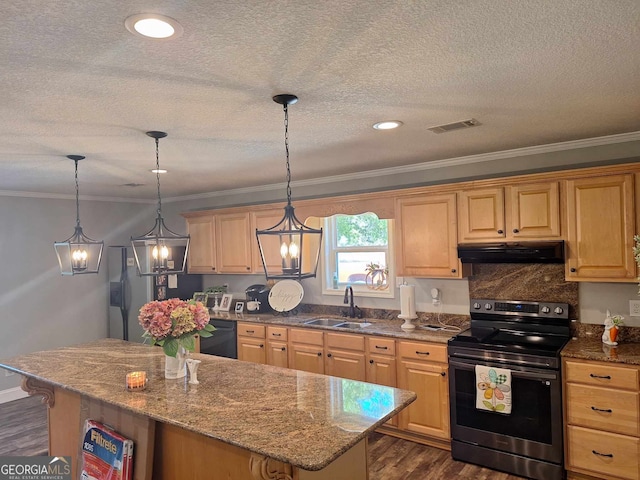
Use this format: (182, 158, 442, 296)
(256, 94, 323, 280)
(131, 131, 190, 276)
(54, 155, 104, 275)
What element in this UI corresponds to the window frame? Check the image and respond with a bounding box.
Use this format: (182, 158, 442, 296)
(321, 214, 395, 299)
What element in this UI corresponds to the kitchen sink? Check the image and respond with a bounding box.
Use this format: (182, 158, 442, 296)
(303, 318, 345, 327)
(335, 321, 372, 329)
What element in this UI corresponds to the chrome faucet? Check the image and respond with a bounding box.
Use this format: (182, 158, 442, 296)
(343, 286, 361, 318)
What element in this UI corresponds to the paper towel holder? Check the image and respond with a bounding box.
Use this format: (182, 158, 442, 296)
(399, 313, 417, 331)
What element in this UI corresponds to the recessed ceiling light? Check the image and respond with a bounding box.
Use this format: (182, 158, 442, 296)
(125, 13, 183, 39)
(151, 169, 167, 174)
(373, 121, 403, 130)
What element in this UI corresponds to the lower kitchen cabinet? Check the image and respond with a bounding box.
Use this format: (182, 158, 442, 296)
(564, 358, 640, 480)
(366, 337, 398, 427)
(266, 326, 289, 368)
(237, 322, 266, 364)
(396, 341, 450, 442)
(325, 333, 366, 382)
(288, 328, 325, 374)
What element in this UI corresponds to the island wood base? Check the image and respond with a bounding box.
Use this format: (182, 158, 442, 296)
(23, 380, 368, 480)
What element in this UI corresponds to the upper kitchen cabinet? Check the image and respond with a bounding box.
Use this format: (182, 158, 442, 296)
(215, 212, 253, 274)
(395, 193, 463, 278)
(565, 174, 636, 282)
(458, 182, 561, 242)
(250, 209, 285, 275)
(185, 215, 217, 273)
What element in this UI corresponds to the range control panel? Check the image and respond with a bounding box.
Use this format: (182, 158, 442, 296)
(470, 299, 569, 319)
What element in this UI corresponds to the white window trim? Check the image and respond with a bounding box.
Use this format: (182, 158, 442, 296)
(321, 216, 395, 299)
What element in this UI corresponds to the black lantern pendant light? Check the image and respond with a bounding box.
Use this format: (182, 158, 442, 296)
(131, 131, 190, 276)
(256, 94, 323, 280)
(54, 155, 104, 275)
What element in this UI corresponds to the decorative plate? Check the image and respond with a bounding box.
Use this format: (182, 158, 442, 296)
(268, 280, 304, 312)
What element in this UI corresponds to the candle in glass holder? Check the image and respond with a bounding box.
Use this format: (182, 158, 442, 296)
(125, 371, 147, 391)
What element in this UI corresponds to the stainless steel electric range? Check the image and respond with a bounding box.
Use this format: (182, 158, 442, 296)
(448, 299, 571, 480)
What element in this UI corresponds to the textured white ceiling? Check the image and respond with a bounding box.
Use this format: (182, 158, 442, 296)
(1, 1, 639, 199)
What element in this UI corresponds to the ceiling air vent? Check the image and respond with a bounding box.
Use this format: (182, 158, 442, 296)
(427, 118, 480, 134)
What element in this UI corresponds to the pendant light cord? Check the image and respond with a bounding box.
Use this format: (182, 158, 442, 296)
(155, 137, 163, 216)
(284, 103, 292, 206)
(74, 159, 81, 228)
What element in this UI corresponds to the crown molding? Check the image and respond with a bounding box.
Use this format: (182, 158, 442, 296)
(0, 189, 154, 203)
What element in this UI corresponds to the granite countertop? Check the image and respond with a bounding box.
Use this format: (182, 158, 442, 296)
(0, 339, 416, 471)
(562, 336, 640, 365)
(211, 312, 465, 344)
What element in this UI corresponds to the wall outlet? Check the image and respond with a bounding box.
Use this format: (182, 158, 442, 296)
(126, 257, 135, 267)
(630, 300, 640, 317)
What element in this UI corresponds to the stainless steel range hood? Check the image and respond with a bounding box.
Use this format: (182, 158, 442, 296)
(457, 241, 564, 264)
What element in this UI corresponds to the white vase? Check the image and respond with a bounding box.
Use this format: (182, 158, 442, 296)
(164, 347, 187, 379)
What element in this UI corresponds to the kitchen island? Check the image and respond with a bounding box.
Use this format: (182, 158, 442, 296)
(0, 339, 416, 480)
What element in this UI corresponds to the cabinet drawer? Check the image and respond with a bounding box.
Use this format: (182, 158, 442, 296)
(326, 332, 364, 352)
(567, 425, 640, 480)
(367, 336, 396, 356)
(266, 326, 288, 341)
(565, 360, 639, 390)
(398, 341, 447, 363)
(237, 323, 266, 338)
(290, 328, 324, 346)
(566, 383, 639, 436)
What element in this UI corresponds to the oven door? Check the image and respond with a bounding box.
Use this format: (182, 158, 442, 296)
(199, 319, 237, 359)
(449, 356, 563, 464)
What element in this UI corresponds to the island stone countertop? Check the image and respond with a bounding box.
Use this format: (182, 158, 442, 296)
(0, 338, 416, 471)
(213, 312, 465, 344)
(561, 336, 640, 365)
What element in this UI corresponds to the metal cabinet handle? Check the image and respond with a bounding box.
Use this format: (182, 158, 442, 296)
(416, 351, 430, 355)
(212, 267, 216, 271)
(570, 268, 576, 273)
(246, 266, 250, 270)
(591, 406, 613, 413)
(280, 347, 286, 351)
(272, 333, 282, 337)
(327, 353, 333, 358)
(317, 352, 322, 357)
(592, 450, 613, 458)
(589, 373, 611, 379)
(246, 330, 255, 334)
(375, 345, 388, 350)
(451, 269, 457, 273)
(440, 371, 446, 377)
(259, 344, 264, 348)
(497, 229, 504, 234)
(513, 228, 519, 233)
(369, 360, 374, 364)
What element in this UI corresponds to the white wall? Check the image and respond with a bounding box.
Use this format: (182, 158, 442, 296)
(0, 196, 151, 392)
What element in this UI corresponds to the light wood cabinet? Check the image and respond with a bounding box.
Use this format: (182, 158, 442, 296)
(216, 212, 253, 273)
(366, 337, 397, 427)
(237, 322, 266, 364)
(396, 340, 449, 440)
(288, 328, 325, 374)
(325, 333, 366, 382)
(565, 174, 636, 282)
(458, 182, 561, 242)
(251, 209, 286, 274)
(395, 193, 462, 278)
(185, 215, 217, 273)
(564, 358, 640, 480)
(266, 326, 288, 368)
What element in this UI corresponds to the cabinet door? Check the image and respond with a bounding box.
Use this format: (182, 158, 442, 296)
(395, 194, 461, 278)
(251, 209, 285, 274)
(367, 354, 398, 426)
(325, 349, 366, 382)
(266, 340, 288, 368)
(458, 187, 505, 241)
(289, 343, 324, 374)
(216, 213, 252, 273)
(237, 336, 266, 364)
(565, 174, 636, 281)
(505, 182, 561, 239)
(186, 215, 217, 273)
(397, 359, 449, 439)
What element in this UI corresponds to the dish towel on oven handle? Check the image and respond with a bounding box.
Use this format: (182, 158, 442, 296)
(475, 365, 512, 414)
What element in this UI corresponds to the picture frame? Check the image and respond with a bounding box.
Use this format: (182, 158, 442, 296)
(206, 295, 218, 310)
(156, 286, 167, 300)
(156, 274, 167, 286)
(234, 301, 245, 314)
(219, 293, 233, 312)
(192, 292, 208, 304)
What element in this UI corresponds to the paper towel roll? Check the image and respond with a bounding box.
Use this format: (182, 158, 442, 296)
(399, 284, 416, 318)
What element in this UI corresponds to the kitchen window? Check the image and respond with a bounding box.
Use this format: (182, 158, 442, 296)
(322, 213, 394, 298)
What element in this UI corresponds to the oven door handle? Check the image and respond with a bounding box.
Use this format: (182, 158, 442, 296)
(448, 358, 559, 381)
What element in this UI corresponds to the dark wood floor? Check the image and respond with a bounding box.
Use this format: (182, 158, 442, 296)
(1, 397, 524, 479)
